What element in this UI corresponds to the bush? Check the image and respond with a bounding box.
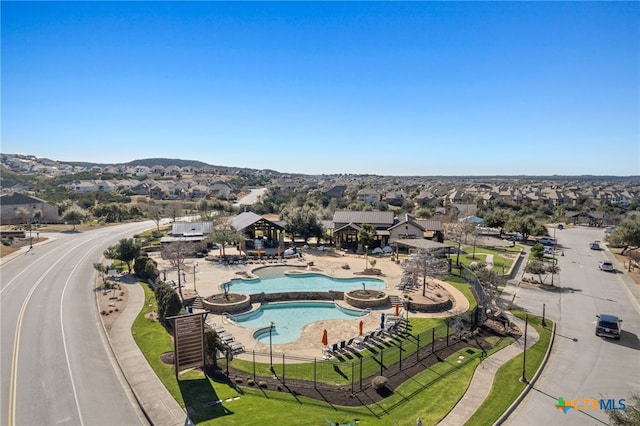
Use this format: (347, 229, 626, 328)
(372, 376, 388, 390)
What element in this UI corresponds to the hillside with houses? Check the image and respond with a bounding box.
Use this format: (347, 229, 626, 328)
(1, 152, 639, 229)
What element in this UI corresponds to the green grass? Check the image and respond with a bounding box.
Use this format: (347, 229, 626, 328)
(446, 275, 478, 310)
(464, 311, 553, 426)
(132, 284, 552, 425)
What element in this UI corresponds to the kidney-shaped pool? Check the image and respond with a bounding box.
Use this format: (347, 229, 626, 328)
(229, 301, 367, 344)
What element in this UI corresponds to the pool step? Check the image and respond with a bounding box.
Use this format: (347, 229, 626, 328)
(192, 296, 205, 310)
(388, 295, 402, 306)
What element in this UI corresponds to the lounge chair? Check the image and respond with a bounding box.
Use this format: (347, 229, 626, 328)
(331, 343, 339, 353)
(229, 342, 245, 354)
(219, 333, 235, 343)
(339, 340, 346, 351)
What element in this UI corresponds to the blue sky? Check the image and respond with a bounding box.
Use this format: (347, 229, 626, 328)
(2, 1, 639, 176)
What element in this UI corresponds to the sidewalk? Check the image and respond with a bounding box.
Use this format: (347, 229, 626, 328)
(437, 307, 540, 425)
(108, 281, 189, 426)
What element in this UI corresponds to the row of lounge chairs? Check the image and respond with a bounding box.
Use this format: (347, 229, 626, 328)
(205, 321, 246, 354)
(324, 319, 408, 357)
(215, 255, 287, 266)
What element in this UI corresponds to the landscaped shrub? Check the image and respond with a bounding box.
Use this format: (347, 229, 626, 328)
(372, 376, 388, 391)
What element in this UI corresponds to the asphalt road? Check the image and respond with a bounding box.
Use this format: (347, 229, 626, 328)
(504, 226, 640, 425)
(1, 221, 154, 426)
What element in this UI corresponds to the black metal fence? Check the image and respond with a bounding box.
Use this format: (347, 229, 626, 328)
(219, 307, 480, 394)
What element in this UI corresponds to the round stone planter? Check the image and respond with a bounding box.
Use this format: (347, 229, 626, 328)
(344, 290, 388, 309)
(202, 293, 251, 314)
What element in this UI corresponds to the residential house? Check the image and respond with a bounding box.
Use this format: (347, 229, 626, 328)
(0, 192, 59, 225)
(356, 188, 380, 205)
(332, 210, 394, 252)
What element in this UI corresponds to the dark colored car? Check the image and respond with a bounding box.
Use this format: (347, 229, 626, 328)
(595, 314, 622, 340)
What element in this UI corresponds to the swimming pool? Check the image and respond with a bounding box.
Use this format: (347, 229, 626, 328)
(223, 266, 386, 294)
(229, 301, 366, 344)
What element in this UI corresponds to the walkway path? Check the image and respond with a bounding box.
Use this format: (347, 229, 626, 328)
(437, 309, 539, 425)
(109, 281, 188, 426)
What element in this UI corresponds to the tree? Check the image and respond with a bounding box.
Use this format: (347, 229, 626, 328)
(207, 225, 246, 257)
(104, 238, 142, 273)
(524, 259, 547, 284)
(607, 216, 640, 253)
(145, 203, 165, 231)
(281, 206, 324, 243)
(155, 281, 183, 327)
(483, 210, 509, 236)
(357, 223, 376, 252)
(14, 207, 30, 225)
(504, 214, 538, 241)
(608, 392, 640, 426)
(530, 243, 545, 259)
(197, 199, 216, 222)
(62, 205, 87, 231)
(204, 328, 225, 369)
(523, 259, 560, 285)
(403, 248, 450, 297)
(93, 262, 110, 289)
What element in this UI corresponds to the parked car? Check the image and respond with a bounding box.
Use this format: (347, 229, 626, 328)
(543, 246, 554, 254)
(590, 241, 600, 250)
(599, 260, 614, 272)
(536, 236, 556, 246)
(604, 226, 615, 234)
(595, 314, 622, 339)
(557, 224, 564, 230)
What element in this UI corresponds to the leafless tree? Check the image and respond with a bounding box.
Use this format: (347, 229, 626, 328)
(402, 248, 450, 297)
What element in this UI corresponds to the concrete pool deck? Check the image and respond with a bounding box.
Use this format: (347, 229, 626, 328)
(149, 247, 470, 360)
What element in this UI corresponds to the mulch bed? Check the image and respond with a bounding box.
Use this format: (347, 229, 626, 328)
(203, 325, 520, 407)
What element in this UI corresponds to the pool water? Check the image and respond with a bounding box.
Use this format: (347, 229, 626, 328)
(231, 301, 365, 344)
(224, 266, 385, 294)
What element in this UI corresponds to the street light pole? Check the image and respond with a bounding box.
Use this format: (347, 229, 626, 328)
(551, 227, 557, 286)
(28, 221, 33, 249)
(193, 263, 197, 292)
(521, 315, 528, 383)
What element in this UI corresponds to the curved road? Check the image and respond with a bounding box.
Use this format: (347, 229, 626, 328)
(1, 221, 155, 426)
(504, 227, 640, 425)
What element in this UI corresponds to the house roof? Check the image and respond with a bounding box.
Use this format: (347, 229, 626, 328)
(0, 192, 48, 205)
(170, 221, 214, 236)
(230, 211, 285, 231)
(332, 211, 395, 226)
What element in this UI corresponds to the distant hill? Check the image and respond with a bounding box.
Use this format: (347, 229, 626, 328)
(64, 158, 214, 169)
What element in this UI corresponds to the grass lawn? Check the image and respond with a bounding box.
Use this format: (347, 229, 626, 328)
(133, 284, 551, 425)
(464, 311, 553, 426)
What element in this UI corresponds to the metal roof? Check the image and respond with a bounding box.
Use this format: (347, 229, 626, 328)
(170, 221, 214, 236)
(332, 211, 395, 226)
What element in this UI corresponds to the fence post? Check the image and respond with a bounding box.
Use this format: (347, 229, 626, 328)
(252, 351, 256, 381)
(380, 349, 384, 376)
(314, 358, 317, 389)
(360, 357, 363, 391)
(399, 341, 403, 370)
(351, 362, 354, 395)
(282, 354, 285, 385)
(432, 327, 435, 354)
(446, 321, 450, 346)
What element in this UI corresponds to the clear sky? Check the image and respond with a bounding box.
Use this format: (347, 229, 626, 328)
(2, 1, 639, 176)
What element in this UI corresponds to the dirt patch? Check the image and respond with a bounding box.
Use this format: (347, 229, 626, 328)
(96, 275, 134, 334)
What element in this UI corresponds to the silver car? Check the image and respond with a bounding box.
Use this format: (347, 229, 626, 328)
(599, 261, 614, 272)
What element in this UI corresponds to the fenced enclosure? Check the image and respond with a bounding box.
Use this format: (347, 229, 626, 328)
(219, 307, 480, 395)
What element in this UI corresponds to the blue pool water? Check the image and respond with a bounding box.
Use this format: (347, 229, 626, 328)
(224, 266, 385, 294)
(230, 301, 365, 344)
